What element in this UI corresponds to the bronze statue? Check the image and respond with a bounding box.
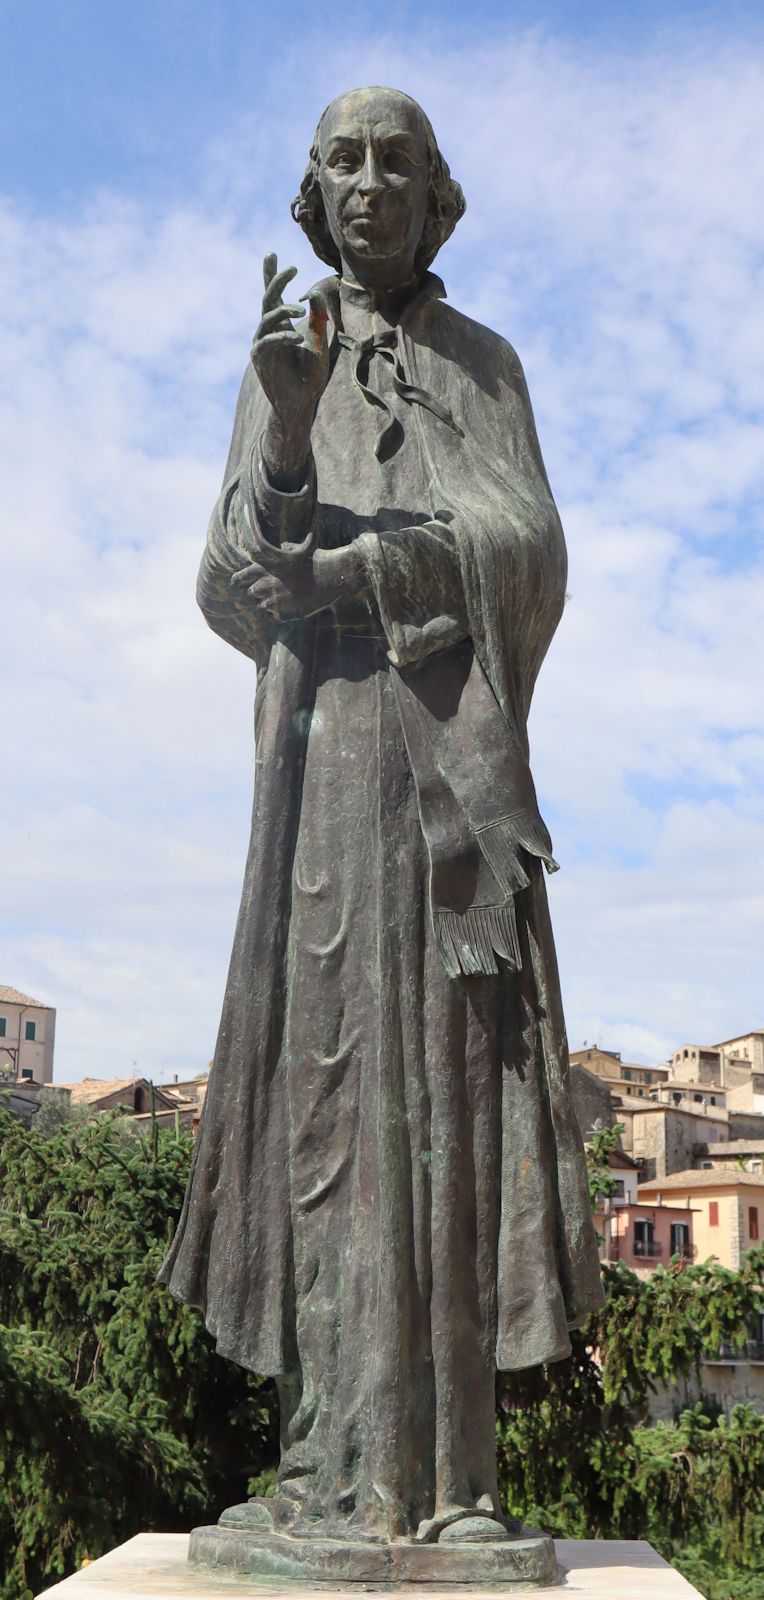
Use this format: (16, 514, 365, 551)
(160, 85, 603, 1586)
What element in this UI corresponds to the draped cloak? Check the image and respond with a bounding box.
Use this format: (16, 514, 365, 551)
(159, 272, 603, 1532)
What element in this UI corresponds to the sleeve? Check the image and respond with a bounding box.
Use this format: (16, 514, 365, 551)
(196, 478, 274, 667)
(240, 438, 316, 554)
(195, 367, 318, 668)
(356, 517, 470, 668)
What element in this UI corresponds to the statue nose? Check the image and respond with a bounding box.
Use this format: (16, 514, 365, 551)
(358, 149, 384, 198)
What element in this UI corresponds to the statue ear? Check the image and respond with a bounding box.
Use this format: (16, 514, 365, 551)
(292, 171, 343, 272)
(416, 151, 466, 271)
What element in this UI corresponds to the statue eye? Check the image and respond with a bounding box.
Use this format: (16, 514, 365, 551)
(331, 149, 361, 172)
(382, 146, 418, 176)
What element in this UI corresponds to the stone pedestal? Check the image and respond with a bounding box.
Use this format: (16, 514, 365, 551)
(36, 1531, 707, 1598)
(188, 1523, 556, 1586)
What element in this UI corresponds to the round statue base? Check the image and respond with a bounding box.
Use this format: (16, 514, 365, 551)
(188, 1524, 559, 1587)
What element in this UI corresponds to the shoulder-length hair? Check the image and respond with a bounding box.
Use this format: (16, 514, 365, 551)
(291, 90, 466, 274)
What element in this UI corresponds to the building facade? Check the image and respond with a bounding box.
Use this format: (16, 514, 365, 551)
(602, 1199, 696, 1274)
(638, 1170, 764, 1270)
(570, 1046, 669, 1100)
(0, 986, 56, 1084)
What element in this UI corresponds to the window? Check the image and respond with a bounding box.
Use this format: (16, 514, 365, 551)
(612, 1179, 625, 1199)
(21, 1068, 34, 1081)
(670, 1222, 691, 1256)
(24, 1020, 36, 1041)
(710, 1096, 717, 1106)
(634, 1219, 657, 1257)
(0, 1018, 5, 1037)
(750, 1207, 759, 1242)
(694, 1093, 702, 1103)
(709, 1201, 719, 1226)
(623, 1068, 632, 1081)
(134, 1087, 145, 1114)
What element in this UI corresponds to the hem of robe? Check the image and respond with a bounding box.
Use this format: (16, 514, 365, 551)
(158, 1267, 605, 1381)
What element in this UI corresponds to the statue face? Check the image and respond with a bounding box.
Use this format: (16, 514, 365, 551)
(318, 89, 430, 283)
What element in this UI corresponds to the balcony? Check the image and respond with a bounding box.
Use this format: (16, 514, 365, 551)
(673, 1242, 697, 1261)
(705, 1340, 764, 1365)
(633, 1237, 664, 1258)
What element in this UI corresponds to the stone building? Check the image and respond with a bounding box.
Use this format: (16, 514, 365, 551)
(617, 1100, 729, 1181)
(715, 1030, 764, 1074)
(56, 1076, 180, 1115)
(0, 986, 56, 1084)
(670, 1031, 764, 1092)
(695, 1138, 764, 1173)
(569, 1046, 669, 1100)
(568, 1063, 617, 1137)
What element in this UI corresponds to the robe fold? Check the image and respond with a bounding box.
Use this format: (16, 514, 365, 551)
(159, 271, 603, 1539)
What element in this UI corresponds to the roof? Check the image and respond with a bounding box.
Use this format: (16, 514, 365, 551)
(133, 1102, 199, 1121)
(0, 986, 48, 1008)
(713, 1031, 764, 1047)
(673, 1044, 722, 1055)
(615, 1098, 727, 1121)
(58, 1076, 138, 1104)
(163, 1077, 208, 1098)
(619, 1060, 667, 1074)
(696, 1140, 764, 1157)
(656, 1081, 725, 1095)
(56, 1076, 177, 1107)
(640, 1168, 764, 1193)
(608, 1150, 639, 1169)
(571, 1047, 621, 1058)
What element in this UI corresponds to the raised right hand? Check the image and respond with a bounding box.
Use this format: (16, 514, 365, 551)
(251, 252, 331, 422)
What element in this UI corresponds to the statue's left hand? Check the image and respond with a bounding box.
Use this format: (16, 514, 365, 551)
(231, 545, 366, 621)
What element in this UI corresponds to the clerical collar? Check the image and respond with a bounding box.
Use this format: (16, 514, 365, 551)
(336, 271, 447, 319)
(338, 276, 421, 318)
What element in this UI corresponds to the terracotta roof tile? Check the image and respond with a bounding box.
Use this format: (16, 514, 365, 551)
(0, 986, 48, 1007)
(640, 1168, 764, 1192)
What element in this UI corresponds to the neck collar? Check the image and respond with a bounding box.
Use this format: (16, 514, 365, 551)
(315, 270, 447, 336)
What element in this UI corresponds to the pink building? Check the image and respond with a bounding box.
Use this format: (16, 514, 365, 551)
(599, 1200, 697, 1273)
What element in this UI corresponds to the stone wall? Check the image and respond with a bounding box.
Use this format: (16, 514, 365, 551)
(648, 1359, 764, 1422)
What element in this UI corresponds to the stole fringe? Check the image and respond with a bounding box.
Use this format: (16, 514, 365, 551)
(477, 812, 559, 895)
(433, 814, 559, 979)
(435, 903, 522, 980)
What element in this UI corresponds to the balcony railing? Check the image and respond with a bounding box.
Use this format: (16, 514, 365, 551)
(633, 1237, 664, 1258)
(673, 1243, 697, 1260)
(704, 1335, 764, 1363)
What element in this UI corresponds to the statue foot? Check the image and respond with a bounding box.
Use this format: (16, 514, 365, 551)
(416, 1497, 525, 1545)
(219, 1499, 275, 1531)
(439, 1516, 509, 1543)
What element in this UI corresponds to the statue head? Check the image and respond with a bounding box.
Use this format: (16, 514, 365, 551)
(292, 87, 465, 290)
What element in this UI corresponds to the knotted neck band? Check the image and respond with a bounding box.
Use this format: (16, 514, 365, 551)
(337, 329, 463, 463)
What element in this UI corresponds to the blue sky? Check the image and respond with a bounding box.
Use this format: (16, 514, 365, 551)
(2, 1, 764, 1080)
(4, 0, 763, 207)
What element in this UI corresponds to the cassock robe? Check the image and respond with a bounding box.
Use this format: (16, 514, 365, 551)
(159, 272, 603, 1541)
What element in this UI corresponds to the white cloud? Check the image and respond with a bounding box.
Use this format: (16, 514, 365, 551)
(2, 22, 763, 1078)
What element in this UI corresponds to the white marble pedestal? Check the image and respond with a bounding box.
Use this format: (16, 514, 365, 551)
(36, 1532, 706, 1598)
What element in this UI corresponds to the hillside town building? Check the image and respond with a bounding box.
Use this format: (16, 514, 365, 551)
(0, 986, 56, 1084)
(638, 1168, 764, 1272)
(569, 1046, 669, 1100)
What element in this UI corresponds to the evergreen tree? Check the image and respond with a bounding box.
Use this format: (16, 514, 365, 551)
(1, 1101, 763, 1600)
